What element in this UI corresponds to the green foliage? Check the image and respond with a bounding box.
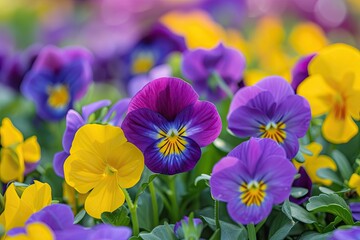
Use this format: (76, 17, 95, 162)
(101, 206, 130, 227)
(139, 223, 176, 240)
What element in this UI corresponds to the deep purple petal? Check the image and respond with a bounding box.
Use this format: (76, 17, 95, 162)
(182, 49, 209, 84)
(291, 54, 315, 92)
(175, 101, 221, 147)
(227, 194, 274, 225)
(227, 106, 269, 137)
(122, 108, 169, 152)
(63, 110, 86, 152)
(350, 202, 360, 221)
(289, 167, 312, 205)
(246, 91, 276, 117)
(255, 76, 294, 103)
(280, 132, 300, 159)
(273, 95, 311, 138)
(229, 86, 263, 116)
(53, 151, 69, 178)
(7, 227, 26, 236)
(55, 227, 90, 240)
(144, 136, 201, 175)
(26, 204, 74, 230)
(330, 227, 360, 240)
(127, 77, 199, 121)
(32, 45, 66, 72)
(81, 100, 111, 122)
(89, 224, 132, 240)
(103, 98, 130, 126)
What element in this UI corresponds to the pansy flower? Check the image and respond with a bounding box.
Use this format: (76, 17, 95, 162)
(182, 43, 246, 102)
(21, 45, 93, 121)
(53, 98, 130, 177)
(329, 226, 360, 240)
(291, 54, 315, 92)
(210, 138, 296, 224)
(0, 118, 41, 183)
(121, 77, 222, 175)
(289, 167, 312, 204)
(227, 76, 311, 159)
(64, 124, 144, 218)
(297, 43, 360, 143)
(349, 173, 360, 195)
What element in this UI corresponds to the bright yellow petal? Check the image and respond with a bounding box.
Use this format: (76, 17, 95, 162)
(84, 176, 125, 219)
(22, 136, 41, 163)
(106, 142, 144, 189)
(2, 184, 21, 230)
(289, 22, 327, 55)
(308, 43, 360, 89)
(243, 70, 268, 86)
(1, 118, 23, 147)
(322, 111, 358, 144)
(160, 10, 226, 49)
(20, 181, 52, 213)
(64, 150, 105, 193)
(347, 90, 360, 120)
(297, 75, 336, 117)
(312, 155, 337, 186)
(349, 173, 360, 195)
(0, 147, 24, 183)
(26, 222, 54, 240)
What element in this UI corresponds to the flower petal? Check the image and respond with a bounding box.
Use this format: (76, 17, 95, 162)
(82, 100, 111, 122)
(62, 110, 85, 152)
(175, 101, 221, 147)
(229, 86, 263, 116)
(0, 147, 24, 183)
(23, 136, 41, 163)
(280, 131, 300, 159)
(84, 176, 125, 219)
(255, 76, 294, 103)
(144, 137, 201, 175)
(53, 151, 69, 178)
(103, 98, 130, 126)
(1, 118, 23, 147)
(127, 77, 198, 121)
(89, 224, 132, 240)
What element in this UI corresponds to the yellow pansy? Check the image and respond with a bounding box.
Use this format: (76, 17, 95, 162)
(293, 142, 337, 186)
(298, 44, 360, 143)
(349, 173, 360, 195)
(64, 124, 144, 219)
(0, 181, 51, 232)
(0, 118, 41, 183)
(5, 222, 54, 240)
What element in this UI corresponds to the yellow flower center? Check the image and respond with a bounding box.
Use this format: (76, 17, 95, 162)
(333, 93, 347, 120)
(105, 164, 118, 176)
(47, 85, 70, 108)
(240, 180, 267, 206)
(157, 126, 187, 156)
(132, 53, 154, 74)
(259, 122, 286, 143)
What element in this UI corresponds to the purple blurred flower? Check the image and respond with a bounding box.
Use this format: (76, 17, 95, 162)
(227, 76, 311, 159)
(120, 24, 186, 84)
(289, 167, 312, 204)
(210, 138, 297, 224)
(174, 216, 203, 239)
(122, 77, 221, 175)
(8, 204, 132, 240)
(182, 44, 246, 102)
(329, 226, 360, 240)
(53, 99, 130, 177)
(0, 45, 41, 92)
(21, 45, 93, 121)
(350, 202, 360, 221)
(291, 54, 315, 92)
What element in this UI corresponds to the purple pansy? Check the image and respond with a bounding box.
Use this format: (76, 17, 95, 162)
(227, 76, 311, 159)
(289, 167, 312, 205)
(350, 202, 360, 221)
(291, 54, 315, 92)
(122, 77, 221, 175)
(174, 216, 203, 239)
(8, 204, 132, 240)
(210, 138, 297, 225)
(20, 45, 93, 121)
(182, 44, 246, 102)
(329, 226, 360, 240)
(53, 99, 130, 177)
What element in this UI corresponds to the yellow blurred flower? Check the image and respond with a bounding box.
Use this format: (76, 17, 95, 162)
(349, 173, 360, 195)
(293, 142, 337, 186)
(64, 124, 144, 219)
(0, 118, 41, 183)
(298, 43, 360, 143)
(0, 181, 51, 232)
(62, 182, 88, 214)
(5, 222, 54, 240)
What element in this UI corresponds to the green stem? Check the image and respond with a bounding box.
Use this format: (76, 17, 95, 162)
(149, 181, 159, 226)
(247, 223, 257, 240)
(214, 200, 220, 230)
(211, 71, 234, 99)
(122, 188, 139, 236)
(169, 176, 179, 222)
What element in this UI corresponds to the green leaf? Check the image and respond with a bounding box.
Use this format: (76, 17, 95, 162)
(135, 171, 159, 202)
(139, 223, 176, 240)
(294, 151, 305, 163)
(306, 194, 354, 225)
(316, 168, 343, 186)
(323, 216, 342, 232)
(318, 187, 335, 194)
(202, 216, 247, 240)
(291, 187, 309, 198)
(137, 192, 164, 231)
(209, 228, 221, 240)
(194, 174, 211, 186)
(331, 150, 352, 180)
(299, 231, 331, 240)
(0, 224, 4, 238)
(268, 211, 296, 240)
(282, 199, 294, 222)
(73, 209, 86, 224)
(101, 205, 130, 226)
(0, 194, 4, 214)
(289, 202, 317, 224)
